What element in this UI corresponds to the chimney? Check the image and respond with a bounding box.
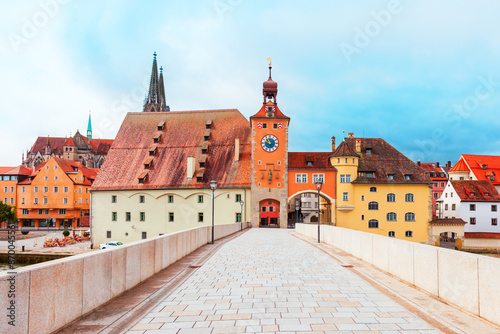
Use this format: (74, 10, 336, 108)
(447, 161, 451, 168)
(348, 132, 354, 138)
(355, 139, 361, 153)
(417, 160, 421, 166)
(186, 156, 195, 179)
(331, 136, 336, 152)
(437, 162, 439, 167)
(234, 138, 240, 163)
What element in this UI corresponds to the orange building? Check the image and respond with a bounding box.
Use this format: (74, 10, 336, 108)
(0, 166, 31, 228)
(16, 157, 96, 229)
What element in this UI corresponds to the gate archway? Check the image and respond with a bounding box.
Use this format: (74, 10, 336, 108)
(259, 199, 280, 228)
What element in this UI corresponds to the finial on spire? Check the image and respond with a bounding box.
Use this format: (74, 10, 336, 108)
(160, 66, 163, 73)
(267, 57, 272, 66)
(153, 51, 157, 60)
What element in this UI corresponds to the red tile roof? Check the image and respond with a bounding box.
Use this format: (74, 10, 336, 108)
(30, 137, 67, 154)
(431, 218, 466, 225)
(337, 138, 430, 184)
(4, 166, 32, 176)
(288, 152, 336, 170)
(465, 232, 500, 239)
(0, 167, 15, 174)
(92, 109, 251, 190)
(331, 141, 359, 157)
(30, 136, 113, 155)
(420, 163, 448, 181)
(454, 154, 500, 185)
(451, 180, 500, 202)
(449, 158, 470, 172)
(35, 157, 97, 185)
(250, 103, 289, 119)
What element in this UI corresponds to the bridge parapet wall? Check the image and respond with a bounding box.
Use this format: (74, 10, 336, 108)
(0, 222, 249, 334)
(296, 223, 500, 327)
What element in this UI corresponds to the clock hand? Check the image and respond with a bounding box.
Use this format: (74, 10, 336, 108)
(266, 138, 271, 145)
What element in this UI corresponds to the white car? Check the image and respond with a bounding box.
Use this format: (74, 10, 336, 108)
(99, 241, 123, 249)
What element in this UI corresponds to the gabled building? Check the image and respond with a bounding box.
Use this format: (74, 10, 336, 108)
(437, 180, 500, 249)
(0, 166, 31, 228)
(448, 154, 500, 192)
(331, 135, 432, 242)
(420, 162, 451, 218)
(91, 109, 252, 246)
(16, 157, 96, 229)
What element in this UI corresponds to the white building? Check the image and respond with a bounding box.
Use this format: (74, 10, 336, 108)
(437, 180, 500, 249)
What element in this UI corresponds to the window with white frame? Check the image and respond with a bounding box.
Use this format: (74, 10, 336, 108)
(370, 187, 377, 192)
(388, 231, 395, 237)
(34, 186, 38, 193)
(22, 209, 29, 215)
(405, 193, 414, 202)
(387, 193, 395, 202)
(63, 198, 68, 205)
(43, 198, 48, 204)
(368, 219, 379, 228)
(296, 174, 307, 183)
(313, 174, 324, 183)
(405, 231, 413, 237)
(368, 201, 378, 210)
(343, 192, 348, 201)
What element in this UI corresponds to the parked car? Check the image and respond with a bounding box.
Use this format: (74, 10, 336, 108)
(99, 241, 123, 249)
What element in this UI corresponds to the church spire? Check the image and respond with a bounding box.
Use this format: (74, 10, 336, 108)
(87, 111, 92, 141)
(143, 52, 170, 112)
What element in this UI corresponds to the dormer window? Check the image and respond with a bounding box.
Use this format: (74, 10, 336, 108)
(306, 161, 313, 166)
(149, 145, 157, 156)
(144, 157, 153, 169)
(470, 192, 475, 197)
(204, 130, 211, 141)
(201, 142, 209, 154)
(153, 132, 162, 144)
(490, 174, 495, 182)
(138, 171, 148, 184)
(388, 174, 394, 180)
(405, 174, 411, 181)
(157, 121, 165, 131)
(205, 119, 213, 129)
(366, 172, 374, 178)
(366, 148, 372, 154)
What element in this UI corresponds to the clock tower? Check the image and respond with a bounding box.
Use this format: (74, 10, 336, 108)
(250, 61, 290, 228)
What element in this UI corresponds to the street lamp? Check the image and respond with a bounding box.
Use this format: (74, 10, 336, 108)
(315, 180, 323, 243)
(295, 197, 300, 227)
(239, 200, 244, 231)
(210, 180, 217, 244)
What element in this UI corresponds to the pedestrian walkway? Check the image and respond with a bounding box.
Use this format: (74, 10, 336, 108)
(129, 229, 441, 334)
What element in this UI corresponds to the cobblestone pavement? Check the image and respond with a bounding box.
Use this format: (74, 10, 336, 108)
(129, 229, 441, 334)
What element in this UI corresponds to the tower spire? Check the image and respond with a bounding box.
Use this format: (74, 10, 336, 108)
(143, 52, 169, 112)
(87, 111, 92, 141)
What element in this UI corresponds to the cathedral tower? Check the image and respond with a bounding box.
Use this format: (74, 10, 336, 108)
(143, 52, 170, 112)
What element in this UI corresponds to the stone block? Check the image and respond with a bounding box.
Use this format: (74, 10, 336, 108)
(125, 243, 141, 290)
(478, 256, 500, 324)
(438, 248, 479, 314)
(0, 270, 30, 334)
(82, 251, 112, 314)
(111, 246, 127, 298)
(388, 238, 414, 284)
(372, 235, 389, 271)
(140, 240, 155, 281)
(413, 244, 438, 295)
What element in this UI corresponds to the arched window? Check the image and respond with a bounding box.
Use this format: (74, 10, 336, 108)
(405, 231, 413, 237)
(387, 193, 395, 202)
(368, 219, 379, 228)
(388, 231, 395, 237)
(387, 212, 397, 221)
(368, 201, 379, 210)
(405, 212, 415, 221)
(405, 193, 414, 202)
(370, 187, 377, 192)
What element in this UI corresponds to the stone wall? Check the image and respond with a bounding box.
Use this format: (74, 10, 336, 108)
(296, 223, 500, 326)
(0, 222, 249, 334)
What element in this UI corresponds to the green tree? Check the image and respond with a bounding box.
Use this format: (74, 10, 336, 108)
(0, 200, 17, 224)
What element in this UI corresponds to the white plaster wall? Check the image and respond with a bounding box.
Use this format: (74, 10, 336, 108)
(462, 201, 500, 233)
(295, 223, 500, 327)
(0, 222, 246, 334)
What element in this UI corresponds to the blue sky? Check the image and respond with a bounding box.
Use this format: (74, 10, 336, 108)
(1, 0, 500, 166)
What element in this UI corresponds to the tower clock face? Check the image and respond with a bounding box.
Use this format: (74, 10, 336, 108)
(261, 134, 279, 152)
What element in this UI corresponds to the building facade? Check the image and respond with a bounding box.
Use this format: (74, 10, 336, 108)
(448, 154, 500, 193)
(331, 136, 432, 242)
(16, 157, 96, 229)
(420, 162, 450, 218)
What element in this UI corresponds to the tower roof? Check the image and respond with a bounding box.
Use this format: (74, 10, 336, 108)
(330, 141, 358, 157)
(143, 52, 169, 112)
(263, 61, 278, 103)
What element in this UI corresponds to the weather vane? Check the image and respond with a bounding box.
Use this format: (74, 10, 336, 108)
(267, 57, 272, 66)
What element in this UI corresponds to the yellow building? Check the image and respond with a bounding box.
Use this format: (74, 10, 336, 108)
(331, 135, 432, 242)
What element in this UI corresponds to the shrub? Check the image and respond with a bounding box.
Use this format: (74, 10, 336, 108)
(62, 230, 70, 236)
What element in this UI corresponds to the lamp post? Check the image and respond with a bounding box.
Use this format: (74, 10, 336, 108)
(295, 197, 300, 227)
(239, 200, 244, 231)
(210, 180, 217, 244)
(315, 180, 323, 243)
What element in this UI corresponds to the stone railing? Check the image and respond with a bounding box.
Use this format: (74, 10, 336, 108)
(296, 223, 500, 326)
(1, 222, 249, 334)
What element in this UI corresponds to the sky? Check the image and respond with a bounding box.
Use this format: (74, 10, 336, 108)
(1, 0, 500, 166)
